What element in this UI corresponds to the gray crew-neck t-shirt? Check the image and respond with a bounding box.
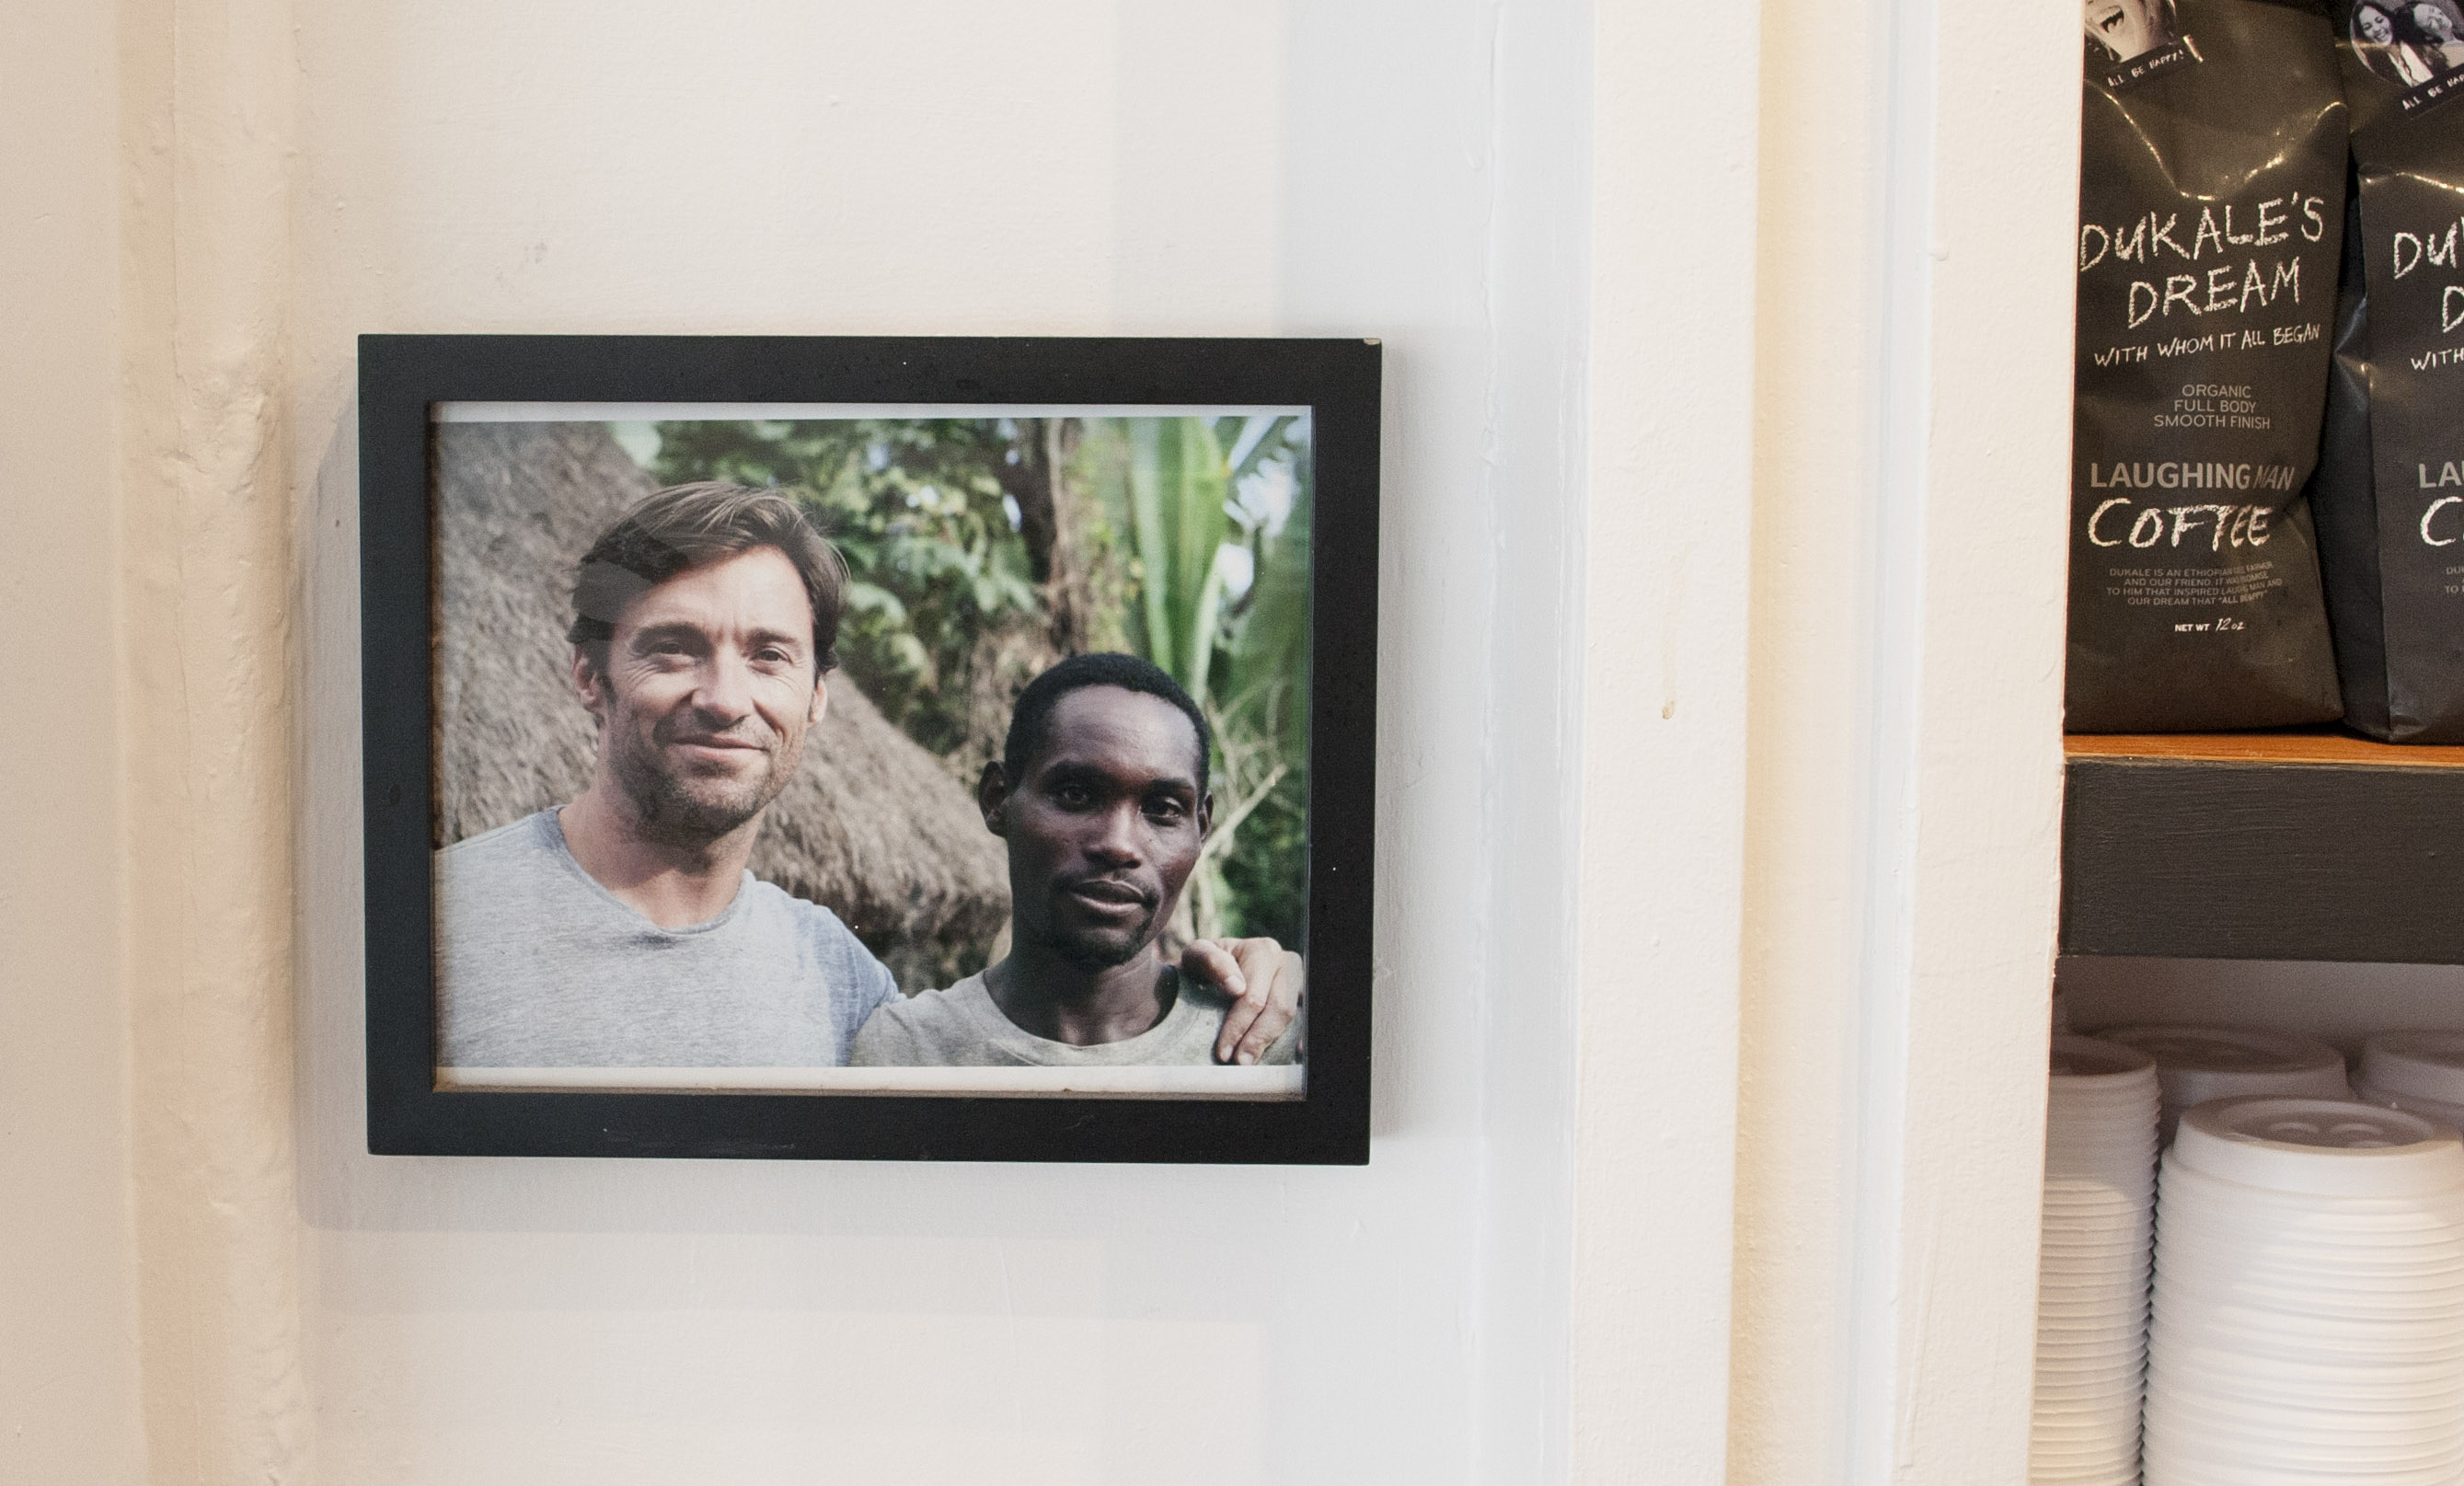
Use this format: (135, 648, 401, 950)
(847, 970, 1303, 1067)
(435, 810, 898, 1068)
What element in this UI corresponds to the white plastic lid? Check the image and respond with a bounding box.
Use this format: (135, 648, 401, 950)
(2100, 1023, 2345, 1080)
(2357, 1078, 2464, 1137)
(2365, 1032, 2464, 1108)
(2050, 1033, 2157, 1081)
(2098, 1024, 2351, 1138)
(2169, 1097, 2464, 1198)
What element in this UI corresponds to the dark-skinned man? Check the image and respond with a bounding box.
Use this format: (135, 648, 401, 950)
(849, 652, 1304, 1068)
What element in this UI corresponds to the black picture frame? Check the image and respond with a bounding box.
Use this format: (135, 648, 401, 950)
(359, 334, 1378, 1163)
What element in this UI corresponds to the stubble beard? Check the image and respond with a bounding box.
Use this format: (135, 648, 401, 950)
(610, 717, 801, 850)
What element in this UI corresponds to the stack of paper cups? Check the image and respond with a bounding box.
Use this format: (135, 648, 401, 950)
(2033, 1034, 2161, 1485)
(2358, 1031, 2464, 1133)
(2098, 1024, 2351, 1145)
(2143, 1097, 2464, 1485)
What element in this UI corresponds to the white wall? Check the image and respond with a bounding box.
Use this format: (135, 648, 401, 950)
(0, 6, 145, 1484)
(0, 1, 2096, 1481)
(283, 4, 1593, 1483)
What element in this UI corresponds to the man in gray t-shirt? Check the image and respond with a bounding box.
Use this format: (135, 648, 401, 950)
(853, 653, 1303, 1069)
(438, 484, 1296, 1073)
(852, 967, 1299, 1067)
(439, 809, 895, 1067)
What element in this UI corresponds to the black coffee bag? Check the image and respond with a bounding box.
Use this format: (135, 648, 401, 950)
(2069, 0, 2348, 731)
(2312, 2, 2464, 741)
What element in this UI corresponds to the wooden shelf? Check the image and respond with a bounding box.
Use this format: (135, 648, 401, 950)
(2061, 731, 2464, 964)
(2066, 730, 2464, 768)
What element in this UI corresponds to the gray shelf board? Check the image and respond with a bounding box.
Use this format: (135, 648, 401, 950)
(2062, 752, 2464, 964)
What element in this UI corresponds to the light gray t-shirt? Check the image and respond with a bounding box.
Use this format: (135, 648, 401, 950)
(435, 810, 898, 1067)
(848, 969, 1303, 1067)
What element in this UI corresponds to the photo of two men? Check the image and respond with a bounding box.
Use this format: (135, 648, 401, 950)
(427, 408, 1313, 1097)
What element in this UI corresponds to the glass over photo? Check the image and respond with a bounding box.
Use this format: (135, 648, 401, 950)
(427, 405, 1312, 1099)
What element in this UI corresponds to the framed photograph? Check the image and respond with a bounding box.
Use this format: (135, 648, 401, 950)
(359, 335, 1378, 1162)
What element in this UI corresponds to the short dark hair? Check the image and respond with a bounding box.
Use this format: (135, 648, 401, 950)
(567, 482, 847, 674)
(1002, 652, 1213, 788)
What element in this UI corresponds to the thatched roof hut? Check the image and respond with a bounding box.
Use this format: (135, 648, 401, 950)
(431, 419, 1009, 987)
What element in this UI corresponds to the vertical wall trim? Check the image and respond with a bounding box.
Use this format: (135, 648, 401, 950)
(1841, 0, 1940, 1470)
(0, 3, 146, 1480)
(1470, 3, 1593, 1482)
(1572, 0, 1762, 1476)
(117, 0, 308, 1478)
(1840, 1, 2079, 1481)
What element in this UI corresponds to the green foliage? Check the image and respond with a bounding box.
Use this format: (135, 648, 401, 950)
(1073, 415, 1312, 947)
(1211, 424, 1312, 950)
(1128, 419, 1231, 694)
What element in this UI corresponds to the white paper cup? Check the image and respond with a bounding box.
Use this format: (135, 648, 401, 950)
(2143, 1420, 2463, 1468)
(2143, 1098, 2464, 1485)
(2145, 1400, 2464, 1449)
(2149, 1345, 2464, 1394)
(2142, 1423, 2462, 1475)
(2034, 1037, 2163, 1484)
(2151, 1337, 2464, 1385)
(2146, 1411, 2462, 1455)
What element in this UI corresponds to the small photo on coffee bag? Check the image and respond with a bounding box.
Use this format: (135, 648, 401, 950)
(2086, 0, 2183, 64)
(2312, 2, 2464, 741)
(2068, 0, 2348, 732)
(2346, 0, 2464, 89)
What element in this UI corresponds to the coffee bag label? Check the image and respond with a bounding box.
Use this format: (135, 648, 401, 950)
(2310, 2, 2464, 738)
(2069, 0, 2347, 731)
